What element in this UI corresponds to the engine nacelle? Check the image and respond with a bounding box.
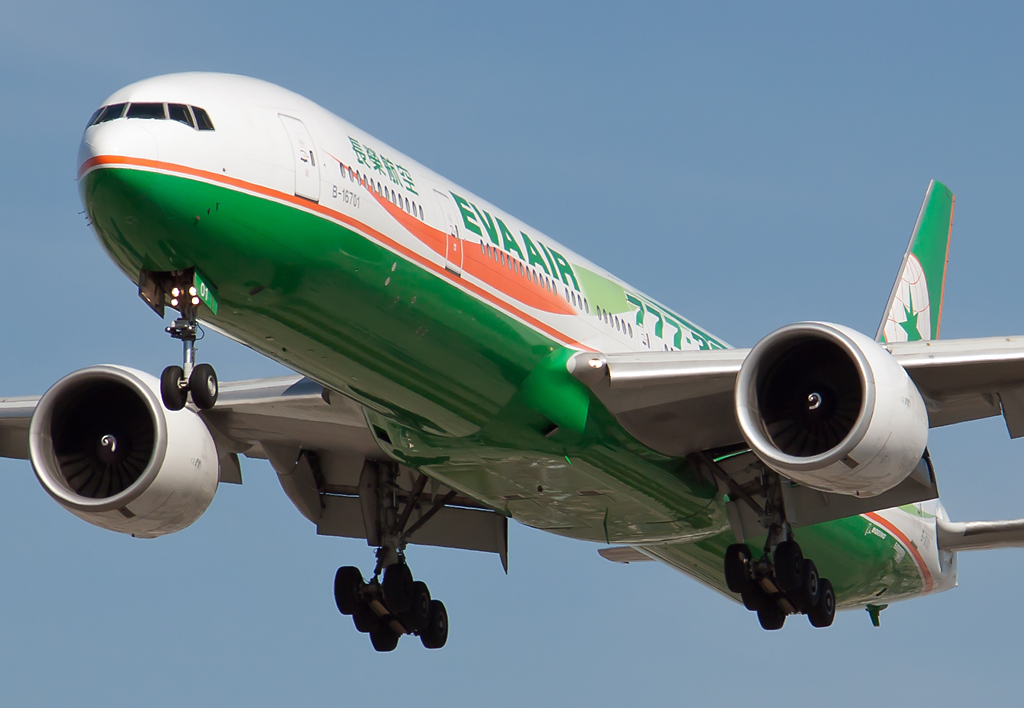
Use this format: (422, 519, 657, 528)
(735, 323, 928, 497)
(28, 366, 219, 538)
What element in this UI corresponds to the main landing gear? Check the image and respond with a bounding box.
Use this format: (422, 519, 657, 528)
(334, 556, 448, 652)
(722, 470, 836, 630)
(333, 462, 452, 651)
(725, 539, 835, 630)
(159, 279, 218, 412)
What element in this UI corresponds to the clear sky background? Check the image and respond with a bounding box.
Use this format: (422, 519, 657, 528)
(3, 2, 1024, 705)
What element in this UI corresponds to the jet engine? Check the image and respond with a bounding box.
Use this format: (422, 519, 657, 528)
(735, 322, 928, 497)
(28, 366, 219, 538)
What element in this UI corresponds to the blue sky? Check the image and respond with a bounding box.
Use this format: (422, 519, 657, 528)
(3, 1, 1024, 704)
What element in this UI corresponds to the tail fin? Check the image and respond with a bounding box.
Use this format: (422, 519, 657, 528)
(876, 180, 955, 343)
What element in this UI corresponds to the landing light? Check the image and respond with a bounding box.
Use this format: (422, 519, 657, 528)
(191, 297, 200, 306)
(171, 287, 181, 298)
(170, 298, 179, 307)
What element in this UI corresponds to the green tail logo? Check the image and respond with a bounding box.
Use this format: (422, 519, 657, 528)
(877, 180, 955, 343)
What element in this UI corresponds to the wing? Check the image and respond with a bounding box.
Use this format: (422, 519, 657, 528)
(569, 335, 1024, 457)
(569, 336, 1024, 533)
(0, 396, 38, 460)
(885, 336, 1024, 436)
(0, 374, 508, 567)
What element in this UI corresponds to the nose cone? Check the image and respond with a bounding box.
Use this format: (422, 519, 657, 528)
(78, 120, 158, 180)
(77, 113, 185, 283)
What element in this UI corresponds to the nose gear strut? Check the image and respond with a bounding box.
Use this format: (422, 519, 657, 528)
(157, 273, 218, 411)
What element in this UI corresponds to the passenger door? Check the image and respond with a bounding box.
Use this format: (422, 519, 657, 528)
(433, 189, 463, 276)
(279, 115, 320, 202)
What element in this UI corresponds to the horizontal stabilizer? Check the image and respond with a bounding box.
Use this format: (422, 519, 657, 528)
(937, 516, 1024, 551)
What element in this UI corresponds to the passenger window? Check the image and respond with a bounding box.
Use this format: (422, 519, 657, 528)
(418, 205, 424, 219)
(192, 106, 215, 130)
(96, 103, 127, 123)
(127, 103, 166, 120)
(168, 103, 195, 128)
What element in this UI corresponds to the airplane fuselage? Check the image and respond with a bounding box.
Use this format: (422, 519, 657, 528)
(77, 72, 956, 611)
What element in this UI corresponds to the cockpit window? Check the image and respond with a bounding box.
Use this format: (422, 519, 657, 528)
(168, 103, 195, 128)
(192, 106, 215, 131)
(87, 102, 214, 131)
(126, 102, 167, 120)
(89, 102, 127, 126)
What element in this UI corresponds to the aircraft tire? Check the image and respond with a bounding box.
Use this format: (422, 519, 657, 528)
(794, 559, 820, 613)
(757, 602, 786, 630)
(334, 566, 363, 615)
(724, 544, 752, 593)
(773, 540, 804, 593)
(189, 363, 219, 410)
(353, 603, 378, 634)
(160, 366, 187, 411)
(383, 563, 414, 614)
(420, 600, 448, 649)
(808, 578, 836, 628)
(370, 625, 400, 652)
(741, 586, 769, 612)
(402, 581, 431, 633)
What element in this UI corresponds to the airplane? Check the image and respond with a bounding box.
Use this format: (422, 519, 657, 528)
(3, 71, 1024, 652)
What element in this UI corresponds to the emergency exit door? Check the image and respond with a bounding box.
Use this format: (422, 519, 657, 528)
(279, 114, 320, 202)
(433, 190, 463, 275)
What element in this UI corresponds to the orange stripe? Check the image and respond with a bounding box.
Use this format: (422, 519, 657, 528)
(864, 511, 933, 593)
(78, 155, 590, 350)
(367, 187, 575, 315)
(935, 193, 955, 339)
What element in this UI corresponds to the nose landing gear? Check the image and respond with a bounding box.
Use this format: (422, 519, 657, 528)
(159, 281, 218, 411)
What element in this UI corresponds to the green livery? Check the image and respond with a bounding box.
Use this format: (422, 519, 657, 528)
(877, 180, 955, 343)
(80, 164, 933, 608)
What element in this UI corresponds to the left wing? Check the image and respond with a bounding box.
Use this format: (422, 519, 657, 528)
(569, 335, 1024, 459)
